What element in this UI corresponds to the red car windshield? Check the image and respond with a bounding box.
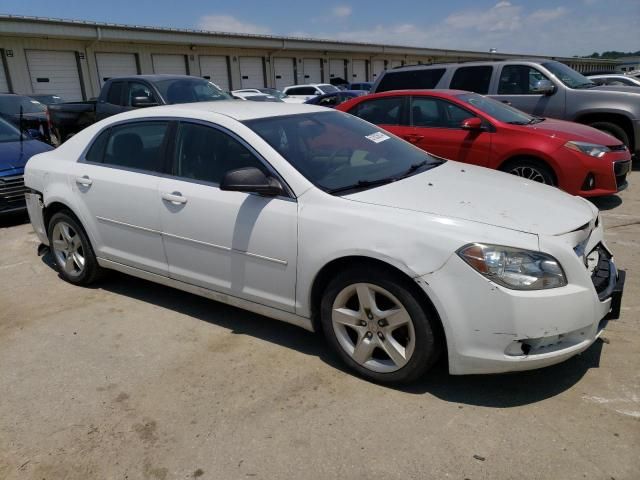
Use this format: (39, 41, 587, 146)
(456, 93, 537, 125)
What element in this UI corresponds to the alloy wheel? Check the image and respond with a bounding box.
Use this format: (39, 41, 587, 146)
(509, 166, 548, 184)
(51, 221, 86, 277)
(331, 283, 416, 373)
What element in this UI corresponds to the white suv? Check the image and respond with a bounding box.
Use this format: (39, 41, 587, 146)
(282, 84, 339, 100)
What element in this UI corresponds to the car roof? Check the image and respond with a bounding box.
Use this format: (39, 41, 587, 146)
(113, 100, 330, 121)
(363, 89, 470, 98)
(385, 58, 557, 72)
(284, 84, 333, 88)
(588, 74, 627, 78)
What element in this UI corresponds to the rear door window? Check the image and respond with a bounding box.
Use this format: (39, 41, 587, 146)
(450, 66, 493, 94)
(348, 96, 407, 125)
(106, 82, 125, 105)
(498, 65, 550, 94)
(376, 68, 446, 92)
(102, 121, 169, 173)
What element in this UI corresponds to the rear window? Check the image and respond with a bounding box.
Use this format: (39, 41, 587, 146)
(450, 66, 493, 94)
(376, 68, 446, 92)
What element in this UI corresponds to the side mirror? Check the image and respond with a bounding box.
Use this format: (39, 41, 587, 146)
(220, 167, 284, 196)
(132, 96, 159, 108)
(531, 79, 555, 95)
(461, 117, 483, 130)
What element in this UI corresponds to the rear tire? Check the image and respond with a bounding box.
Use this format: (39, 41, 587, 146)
(588, 121, 630, 149)
(320, 267, 440, 383)
(500, 158, 556, 186)
(47, 211, 102, 285)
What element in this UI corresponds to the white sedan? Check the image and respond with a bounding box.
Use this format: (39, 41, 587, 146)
(24, 101, 624, 383)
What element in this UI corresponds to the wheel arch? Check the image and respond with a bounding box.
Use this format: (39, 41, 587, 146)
(497, 154, 559, 185)
(309, 255, 447, 353)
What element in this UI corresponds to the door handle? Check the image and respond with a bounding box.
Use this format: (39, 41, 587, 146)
(75, 175, 93, 186)
(161, 192, 188, 205)
(403, 134, 424, 143)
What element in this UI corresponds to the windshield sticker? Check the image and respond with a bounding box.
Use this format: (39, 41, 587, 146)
(365, 132, 390, 143)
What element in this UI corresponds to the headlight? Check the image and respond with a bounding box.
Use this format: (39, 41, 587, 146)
(564, 141, 610, 158)
(457, 244, 567, 290)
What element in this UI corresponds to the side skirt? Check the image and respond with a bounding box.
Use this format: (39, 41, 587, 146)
(97, 258, 315, 332)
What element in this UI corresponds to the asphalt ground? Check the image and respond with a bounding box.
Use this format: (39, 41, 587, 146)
(1, 170, 638, 480)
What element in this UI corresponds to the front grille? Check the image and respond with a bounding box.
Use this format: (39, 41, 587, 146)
(608, 144, 627, 152)
(0, 175, 27, 212)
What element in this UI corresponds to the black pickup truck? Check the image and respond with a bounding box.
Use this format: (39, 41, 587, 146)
(49, 75, 231, 142)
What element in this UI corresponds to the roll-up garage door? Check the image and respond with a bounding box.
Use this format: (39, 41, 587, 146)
(274, 57, 296, 90)
(0, 58, 9, 93)
(303, 58, 322, 83)
(352, 60, 366, 82)
(329, 59, 346, 81)
(371, 60, 386, 81)
(239, 57, 265, 89)
(96, 52, 138, 86)
(152, 54, 188, 75)
(199, 55, 230, 91)
(26, 50, 83, 101)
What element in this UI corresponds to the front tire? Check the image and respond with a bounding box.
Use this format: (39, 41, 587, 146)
(48, 211, 102, 285)
(501, 158, 556, 186)
(320, 267, 440, 383)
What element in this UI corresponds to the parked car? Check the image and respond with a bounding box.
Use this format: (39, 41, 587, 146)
(305, 90, 368, 108)
(49, 75, 230, 142)
(231, 91, 283, 102)
(0, 117, 53, 215)
(232, 88, 304, 103)
(24, 102, 624, 383)
(0, 94, 53, 144)
(588, 74, 640, 88)
(337, 90, 631, 197)
(282, 84, 340, 100)
(29, 94, 64, 106)
(371, 60, 640, 155)
(349, 82, 373, 91)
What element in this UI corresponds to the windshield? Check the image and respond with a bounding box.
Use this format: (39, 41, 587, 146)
(0, 117, 26, 143)
(245, 111, 443, 193)
(155, 78, 231, 104)
(542, 62, 595, 89)
(457, 93, 534, 124)
(0, 96, 47, 114)
(259, 88, 286, 99)
(318, 85, 340, 94)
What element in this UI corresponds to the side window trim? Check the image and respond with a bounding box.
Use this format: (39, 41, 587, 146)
(168, 118, 296, 199)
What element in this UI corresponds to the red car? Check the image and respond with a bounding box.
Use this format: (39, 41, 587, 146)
(336, 90, 631, 197)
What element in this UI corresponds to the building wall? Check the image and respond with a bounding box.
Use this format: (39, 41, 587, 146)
(0, 17, 621, 98)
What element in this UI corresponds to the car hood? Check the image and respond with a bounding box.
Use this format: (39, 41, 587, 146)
(591, 85, 640, 94)
(522, 118, 621, 145)
(344, 161, 594, 236)
(0, 139, 53, 173)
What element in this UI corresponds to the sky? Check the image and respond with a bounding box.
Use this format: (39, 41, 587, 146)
(2, 0, 639, 57)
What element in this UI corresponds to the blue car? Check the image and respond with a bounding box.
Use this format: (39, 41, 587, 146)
(0, 117, 53, 215)
(304, 90, 368, 108)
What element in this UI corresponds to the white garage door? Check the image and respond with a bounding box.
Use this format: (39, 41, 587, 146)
(152, 54, 188, 75)
(329, 59, 346, 81)
(390, 60, 403, 69)
(303, 58, 322, 84)
(0, 59, 9, 93)
(199, 55, 230, 91)
(26, 50, 83, 101)
(372, 60, 386, 81)
(239, 57, 265, 89)
(274, 57, 295, 90)
(96, 52, 138, 86)
(352, 60, 366, 82)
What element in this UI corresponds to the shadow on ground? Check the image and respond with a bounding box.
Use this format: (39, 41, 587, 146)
(40, 251, 604, 409)
(0, 211, 29, 229)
